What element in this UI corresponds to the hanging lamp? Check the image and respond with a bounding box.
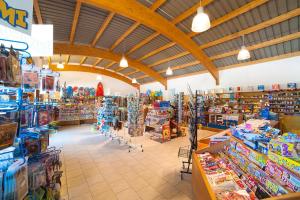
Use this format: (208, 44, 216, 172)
(166, 61, 173, 76)
(120, 42, 128, 68)
(57, 54, 64, 69)
(132, 78, 137, 84)
(120, 55, 128, 68)
(237, 35, 250, 61)
(96, 75, 102, 81)
(191, 0, 211, 33)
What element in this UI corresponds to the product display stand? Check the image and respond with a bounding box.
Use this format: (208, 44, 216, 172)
(127, 95, 144, 152)
(180, 86, 199, 178)
(97, 96, 115, 137)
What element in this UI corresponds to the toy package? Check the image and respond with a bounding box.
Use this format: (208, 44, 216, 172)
(265, 160, 300, 192)
(268, 139, 300, 161)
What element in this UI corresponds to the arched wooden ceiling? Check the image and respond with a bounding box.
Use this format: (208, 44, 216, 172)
(53, 43, 167, 87)
(81, 0, 219, 83)
(34, 0, 300, 85)
(49, 64, 139, 89)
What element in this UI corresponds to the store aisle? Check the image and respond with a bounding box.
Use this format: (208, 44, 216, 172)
(50, 125, 194, 200)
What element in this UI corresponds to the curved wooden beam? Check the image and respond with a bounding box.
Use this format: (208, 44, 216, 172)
(81, 0, 219, 83)
(50, 64, 139, 89)
(53, 43, 167, 88)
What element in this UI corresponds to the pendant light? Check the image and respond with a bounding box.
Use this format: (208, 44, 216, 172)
(237, 35, 250, 61)
(166, 61, 173, 76)
(57, 54, 64, 69)
(191, 0, 211, 33)
(120, 55, 128, 68)
(96, 75, 102, 81)
(132, 78, 137, 84)
(120, 42, 128, 68)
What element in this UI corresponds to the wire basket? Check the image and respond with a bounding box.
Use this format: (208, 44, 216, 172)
(178, 145, 191, 158)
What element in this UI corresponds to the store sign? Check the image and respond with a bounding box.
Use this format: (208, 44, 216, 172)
(0, 24, 53, 56)
(0, 0, 33, 35)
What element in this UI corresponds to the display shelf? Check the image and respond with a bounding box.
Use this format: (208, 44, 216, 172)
(192, 143, 300, 200)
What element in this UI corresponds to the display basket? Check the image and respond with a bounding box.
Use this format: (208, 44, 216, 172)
(178, 145, 191, 158)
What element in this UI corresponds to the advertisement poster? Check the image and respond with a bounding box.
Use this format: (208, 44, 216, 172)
(23, 71, 39, 88)
(42, 76, 55, 91)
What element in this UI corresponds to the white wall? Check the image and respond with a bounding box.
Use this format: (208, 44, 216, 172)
(142, 56, 300, 96)
(59, 72, 138, 96)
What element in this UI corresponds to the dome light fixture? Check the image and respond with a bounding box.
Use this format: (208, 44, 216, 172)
(237, 35, 250, 61)
(120, 55, 128, 68)
(57, 54, 64, 69)
(166, 67, 173, 76)
(132, 78, 137, 84)
(191, 1, 211, 33)
(96, 75, 102, 81)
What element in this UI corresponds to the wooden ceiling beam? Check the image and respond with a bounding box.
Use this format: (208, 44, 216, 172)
(126, 33, 160, 55)
(138, 0, 269, 63)
(137, 61, 200, 79)
(91, 12, 115, 47)
(93, 58, 103, 66)
(137, 42, 176, 61)
(171, 0, 213, 24)
(136, 32, 300, 79)
(201, 8, 300, 49)
(110, 23, 140, 50)
(150, 0, 167, 11)
(50, 64, 139, 89)
(110, 0, 165, 52)
(70, 1, 81, 44)
(81, 0, 219, 83)
(189, 0, 269, 37)
(79, 56, 87, 65)
(65, 55, 70, 64)
(167, 51, 300, 81)
(211, 32, 300, 60)
(148, 51, 190, 67)
(33, 0, 43, 24)
(105, 61, 116, 69)
(53, 43, 167, 87)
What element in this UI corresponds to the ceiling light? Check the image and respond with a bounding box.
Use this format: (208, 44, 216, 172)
(57, 54, 64, 69)
(132, 78, 137, 84)
(57, 63, 64, 69)
(191, 3, 211, 33)
(96, 75, 102, 81)
(120, 55, 128, 68)
(166, 67, 173, 76)
(237, 35, 250, 61)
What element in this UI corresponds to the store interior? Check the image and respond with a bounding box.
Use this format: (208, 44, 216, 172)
(1, 0, 300, 200)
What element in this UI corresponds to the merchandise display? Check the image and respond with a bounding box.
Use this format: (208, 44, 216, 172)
(193, 118, 300, 200)
(0, 41, 62, 200)
(97, 96, 116, 134)
(145, 104, 170, 142)
(127, 95, 144, 137)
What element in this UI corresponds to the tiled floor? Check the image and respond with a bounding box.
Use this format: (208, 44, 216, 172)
(50, 125, 196, 200)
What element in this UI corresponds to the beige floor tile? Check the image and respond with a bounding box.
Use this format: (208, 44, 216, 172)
(48, 125, 198, 200)
(109, 179, 130, 193)
(137, 186, 160, 200)
(117, 188, 141, 200)
(147, 176, 168, 189)
(68, 184, 90, 199)
(86, 174, 105, 186)
(156, 183, 180, 199)
(92, 189, 117, 200)
(70, 193, 93, 200)
(128, 177, 149, 191)
(89, 181, 112, 196)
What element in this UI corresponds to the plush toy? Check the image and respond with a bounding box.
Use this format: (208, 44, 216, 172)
(78, 87, 84, 96)
(96, 82, 104, 97)
(66, 86, 73, 98)
(90, 88, 95, 97)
